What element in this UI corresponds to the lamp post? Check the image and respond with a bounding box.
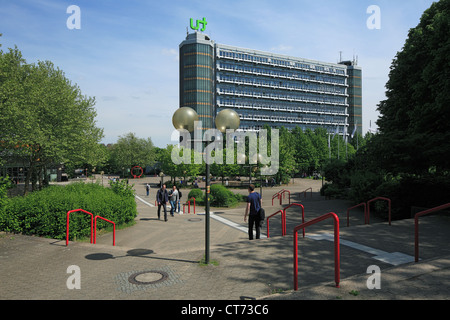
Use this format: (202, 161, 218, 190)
(159, 171, 164, 187)
(172, 107, 239, 264)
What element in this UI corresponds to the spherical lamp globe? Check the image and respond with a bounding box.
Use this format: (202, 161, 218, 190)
(215, 109, 240, 133)
(172, 107, 199, 132)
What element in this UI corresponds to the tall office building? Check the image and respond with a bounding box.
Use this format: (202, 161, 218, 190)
(340, 60, 363, 136)
(179, 32, 215, 131)
(179, 32, 362, 137)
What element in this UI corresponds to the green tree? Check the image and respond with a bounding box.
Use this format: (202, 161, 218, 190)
(307, 128, 329, 171)
(277, 126, 296, 183)
(377, 0, 450, 175)
(0, 46, 104, 194)
(109, 133, 155, 176)
(291, 127, 315, 174)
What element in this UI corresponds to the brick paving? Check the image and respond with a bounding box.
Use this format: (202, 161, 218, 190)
(1, 177, 449, 301)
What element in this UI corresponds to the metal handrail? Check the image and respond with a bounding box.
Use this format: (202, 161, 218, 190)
(284, 203, 305, 238)
(183, 197, 196, 214)
(66, 209, 94, 246)
(293, 212, 340, 290)
(367, 197, 391, 225)
(302, 187, 313, 199)
(94, 216, 116, 246)
(346, 202, 367, 227)
(266, 210, 285, 238)
(272, 189, 285, 206)
(415, 203, 450, 262)
(279, 189, 291, 205)
(272, 192, 281, 206)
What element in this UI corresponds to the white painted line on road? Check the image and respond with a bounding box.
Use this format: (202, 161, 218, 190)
(134, 196, 413, 264)
(306, 233, 415, 266)
(209, 212, 267, 239)
(135, 195, 155, 207)
(135, 195, 174, 209)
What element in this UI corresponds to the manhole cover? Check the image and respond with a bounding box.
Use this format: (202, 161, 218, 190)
(188, 218, 202, 222)
(128, 271, 169, 285)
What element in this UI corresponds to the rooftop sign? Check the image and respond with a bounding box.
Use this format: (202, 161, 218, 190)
(190, 17, 207, 32)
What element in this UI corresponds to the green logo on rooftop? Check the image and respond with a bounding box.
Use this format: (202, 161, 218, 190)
(190, 17, 207, 32)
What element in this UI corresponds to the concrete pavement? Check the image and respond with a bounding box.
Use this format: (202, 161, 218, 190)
(0, 177, 449, 300)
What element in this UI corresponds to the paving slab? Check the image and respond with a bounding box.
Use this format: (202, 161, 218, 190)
(1, 177, 449, 301)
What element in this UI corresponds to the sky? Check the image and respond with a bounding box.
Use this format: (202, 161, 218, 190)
(0, 0, 437, 147)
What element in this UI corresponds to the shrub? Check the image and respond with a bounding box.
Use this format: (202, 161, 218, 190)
(188, 188, 204, 204)
(320, 183, 345, 199)
(374, 174, 450, 220)
(0, 177, 12, 231)
(0, 182, 137, 240)
(210, 184, 239, 207)
(348, 170, 383, 204)
(187, 186, 244, 207)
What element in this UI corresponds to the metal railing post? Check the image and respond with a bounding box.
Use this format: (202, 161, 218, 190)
(346, 202, 367, 227)
(94, 216, 116, 246)
(414, 203, 450, 262)
(66, 209, 94, 246)
(367, 197, 391, 225)
(293, 212, 340, 290)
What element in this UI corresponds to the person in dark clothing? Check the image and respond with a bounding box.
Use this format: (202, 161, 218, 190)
(244, 184, 262, 240)
(156, 184, 169, 221)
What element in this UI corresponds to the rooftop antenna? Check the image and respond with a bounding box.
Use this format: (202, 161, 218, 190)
(339, 51, 342, 63)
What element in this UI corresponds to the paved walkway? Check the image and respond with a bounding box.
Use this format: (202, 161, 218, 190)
(0, 177, 449, 301)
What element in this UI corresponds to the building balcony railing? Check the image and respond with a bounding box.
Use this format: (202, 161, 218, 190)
(236, 112, 348, 127)
(217, 54, 348, 78)
(216, 66, 348, 87)
(217, 78, 348, 97)
(217, 101, 349, 116)
(217, 90, 348, 107)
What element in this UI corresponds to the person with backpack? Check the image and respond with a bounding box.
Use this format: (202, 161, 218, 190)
(156, 184, 169, 221)
(168, 185, 179, 217)
(244, 184, 263, 240)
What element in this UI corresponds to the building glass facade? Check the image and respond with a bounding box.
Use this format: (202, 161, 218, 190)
(344, 64, 363, 136)
(179, 33, 215, 131)
(179, 33, 362, 138)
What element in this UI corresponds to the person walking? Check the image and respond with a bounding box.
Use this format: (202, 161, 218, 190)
(169, 185, 179, 217)
(244, 184, 262, 240)
(156, 184, 169, 221)
(146, 183, 150, 196)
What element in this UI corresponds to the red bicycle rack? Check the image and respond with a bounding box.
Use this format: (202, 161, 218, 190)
(367, 197, 391, 225)
(293, 212, 340, 290)
(66, 209, 115, 247)
(279, 189, 291, 205)
(94, 216, 116, 246)
(415, 203, 450, 262)
(266, 210, 285, 238)
(272, 192, 281, 206)
(183, 197, 196, 214)
(284, 203, 305, 238)
(301, 187, 312, 199)
(66, 209, 93, 246)
(346, 202, 367, 227)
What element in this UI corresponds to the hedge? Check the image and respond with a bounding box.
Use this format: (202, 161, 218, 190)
(0, 180, 137, 241)
(187, 185, 244, 207)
